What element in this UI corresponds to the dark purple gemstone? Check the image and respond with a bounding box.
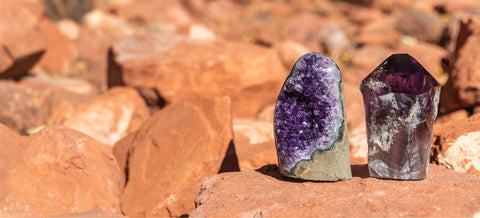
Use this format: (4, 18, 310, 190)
(360, 53, 441, 180)
(274, 52, 351, 181)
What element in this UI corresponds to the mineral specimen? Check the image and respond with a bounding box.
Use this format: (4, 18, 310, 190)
(274, 52, 351, 181)
(360, 54, 441, 180)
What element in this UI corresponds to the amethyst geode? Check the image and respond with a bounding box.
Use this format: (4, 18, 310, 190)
(360, 54, 440, 180)
(274, 52, 351, 181)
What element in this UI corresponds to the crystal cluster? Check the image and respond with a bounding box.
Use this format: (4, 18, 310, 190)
(274, 52, 351, 181)
(360, 54, 441, 180)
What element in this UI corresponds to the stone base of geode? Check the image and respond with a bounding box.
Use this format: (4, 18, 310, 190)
(282, 131, 352, 181)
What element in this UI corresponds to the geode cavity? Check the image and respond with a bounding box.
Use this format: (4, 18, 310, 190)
(274, 52, 351, 181)
(360, 53, 441, 180)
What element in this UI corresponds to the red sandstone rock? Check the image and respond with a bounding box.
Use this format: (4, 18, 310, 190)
(72, 9, 135, 90)
(283, 12, 348, 52)
(0, 123, 22, 170)
(19, 76, 97, 126)
(0, 81, 46, 133)
(275, 40, 309, 71)
(432, 113, 480, 174)
(0, 76, 96, 133)
(34, 17, 77, 77)
(348, 123, 369, 164)
(106, 0, 193, 33)
(344, 82, 365, 129)
(82, 9, 134, 44)
(346, 5, 384, 25)
(344, 82, 368, 164)
(63, 87, 150, 146)
(117, 96, 233, 217)
(191, 164, 480, 217)
(189, 0, 291, 46)
(109, 34, 286, 118)
(233, 118, 277, 171)
(394, 9, 443, 43)
(441, 16, 480, 111)
(0, 126, 122, 216)
(0, 0, 45, 79)
(435, 109, 469, 125)
(350, 44, 392, 71)
(52, 208, 127, 217)
(431, 0, 480, 14)
(356, 14, 400, 48)
(256, 104, 275, 124)
(112, 132, 136, 187)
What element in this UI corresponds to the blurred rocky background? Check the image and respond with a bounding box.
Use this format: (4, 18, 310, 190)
(0, 0, 480, 217)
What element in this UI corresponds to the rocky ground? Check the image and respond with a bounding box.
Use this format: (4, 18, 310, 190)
(0, 0, 480, 217)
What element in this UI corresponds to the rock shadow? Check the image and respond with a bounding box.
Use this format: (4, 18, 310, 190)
(218, 140, 240, 173)
(255, 164, 370, 182)
(351, 164, 370, 178)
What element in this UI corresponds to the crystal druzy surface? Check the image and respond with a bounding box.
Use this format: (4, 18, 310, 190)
(360, 54, 441, 180)
(274, 52, 351, 181)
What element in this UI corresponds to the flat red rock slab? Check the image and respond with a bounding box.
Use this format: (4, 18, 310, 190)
(192, 164, 480, 217)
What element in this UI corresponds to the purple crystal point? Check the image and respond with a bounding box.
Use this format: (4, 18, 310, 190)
(274, 52, 351, 181)
(360, 54, 441, 180)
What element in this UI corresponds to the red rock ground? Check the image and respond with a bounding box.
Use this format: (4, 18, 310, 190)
(0, 0, 479, 217)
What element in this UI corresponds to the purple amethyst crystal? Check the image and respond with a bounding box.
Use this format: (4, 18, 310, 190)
(274, 52, 351, 181)
(360, 54, 441, 180)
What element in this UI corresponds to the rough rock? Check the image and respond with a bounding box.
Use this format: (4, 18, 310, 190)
(350, 44, 393, 70)
(356, 13, 400, 48)
(194, 0, 291, 46)
(0, 123, 22, 170)
(188, 24, 216, 42)
(82, 9, 134, 44)
(109, 34, 286, 117)
(0, 80, 46, 133)
(283, 12, 346, 51)
(435, 109, 469, 125)
(233, 118, 277, 171)
(191, 164, 480, 217)
(43, 0, 93, 22)
(33, 17, 77, 77)
(117, 96, 234, 217)
(0, 0, 45, 79)
(256, 104, 275, 123)
(343, 82, 368, 164)
(395, 9, 443, 43)
(52, 208, 127, 217)
(346, 5, 384, 25)
(317, 24, 350, 61)
(75, 9, 135, 90)
(105, 0, 193, 32)
(274, 40, 309, 71)
(19, 76, 97, 126)
(0, 126, 122, 216)
(343, 82, 365, 130)
(432, 0, 480, 14)
(441, 16, 480, 111)
(63, 87, 150, 146)
(432, 113, 480, 174)
(111, 132, 136, 187)
(0, 76, 95, 134)
(348, 123, 369, 164)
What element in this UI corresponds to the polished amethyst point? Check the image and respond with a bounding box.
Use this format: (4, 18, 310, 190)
(360, 54, 441, 180)
(274, 52, 351, 181)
